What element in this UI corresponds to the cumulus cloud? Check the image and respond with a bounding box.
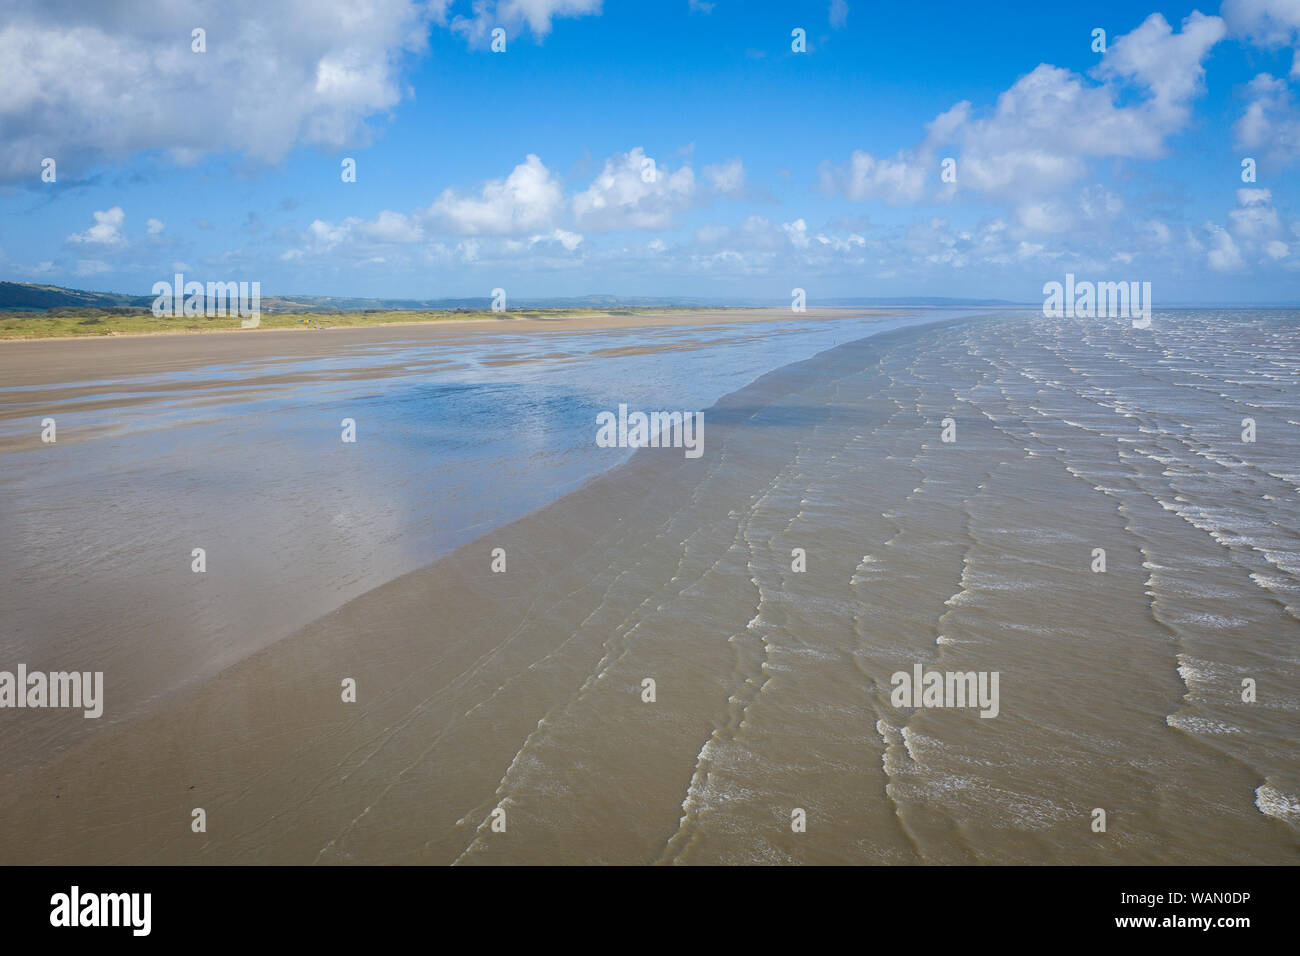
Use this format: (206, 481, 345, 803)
(783, 218, 812, 249)
(1223, 0, 1300, 74)
(572, 148, 695, 230)
(0, 0, 440, 180)
(68, 206, 126, 246)
(358, 209, 425, 243)
(530, 228, 583, 251)
(820, 149, 929, 205)
(280, 157, 590, 264)
(819, 13, 1224, 218)
(1094, 10, 1226, 109)
(965, 13, 1224, 192)
(1206, 222, 1246, 271)
(145, 218, 165, 236)
(695, 214, 869, 266)
(1229, 187, 1282, 240)
(1213, 186, 1291, 265)
(703, 158, 745, 196)
(819, 102, 967, 205)
(281, 145, 740, 265)
(307, 218, 351, 248)
(1236, 73, 1300, 166)
(666, 185, 1282, 286)
(450, 0, 602, 46)
(427, 154, 563, 235)
(1223, 3, 1300, 169)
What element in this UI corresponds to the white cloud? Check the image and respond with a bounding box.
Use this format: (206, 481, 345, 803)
(280, 145, 738, 263)
(359, 210, 425, 243)
(308, 218, 351, 248)
(967, 14, 1224, 185)
(1235, 73, 1300, 166)
(1146, 219, 1173, 246)
(829, 0, 849, 30)
(0, 0, 439, 180)
(821, 149, 931, 205)
(451, 0, 602, 46)
(783, 219, 811, 249)
(815, 231, 866, 252)
(145, 218, 165, 236)
(1204, 186, 1293, 267)
(68, 206, 126, 246)
(819, 102, 967, 205)
(1206, 223, 1246, 271)
(1094, 11, 1225, 109)
(427, 154, 563, 235)
(1229, 187, 1281, 241)
(703, 158, 745, 196)
(572, 148, 695, 230)
(1223, 0, 1300, 73)
(530, 228, 583, 251)
(819, 13, 1224, 220)
(1078, 185, 1125, 222)
(1014, 199, 1072, 234)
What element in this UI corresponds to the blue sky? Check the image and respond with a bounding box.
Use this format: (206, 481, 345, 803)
(2, 0, 1299, 303)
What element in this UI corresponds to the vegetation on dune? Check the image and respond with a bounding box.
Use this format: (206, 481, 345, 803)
(0, 306, 721, 340)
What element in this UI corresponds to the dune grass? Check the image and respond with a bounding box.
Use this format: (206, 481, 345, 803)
(0, 306, 709, 340)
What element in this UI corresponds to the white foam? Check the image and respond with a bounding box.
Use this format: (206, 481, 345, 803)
(1165, 713, 1241, 735)
(1255, 785, 1300, 827)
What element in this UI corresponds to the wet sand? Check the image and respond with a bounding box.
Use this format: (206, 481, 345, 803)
(0, 309, 933, 780)
(0, 308, 883, 388)
(1, 310, 1296, 864)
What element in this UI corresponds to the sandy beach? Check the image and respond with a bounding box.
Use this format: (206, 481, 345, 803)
(0, 309, 927, 777)
(0, 309, 1297, 865)
(0, 308, 888, 387)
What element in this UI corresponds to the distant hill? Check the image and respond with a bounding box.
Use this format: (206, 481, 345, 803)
(0, 281, 1028, 314)
(0, 281, 153, 311)
(0, 283, 732, 313)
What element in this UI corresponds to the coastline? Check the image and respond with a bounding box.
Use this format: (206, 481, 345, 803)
(0, 315, 970, 864)
(2, 309, 1296, 865)
(0, 306, 896, 349)
(0, 310, 955, 776)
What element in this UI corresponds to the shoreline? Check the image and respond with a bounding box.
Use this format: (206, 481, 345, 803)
(0, 307, 898, 389)
(0, 306, 899, 345)
(3, 308, 1294, 865)
(0, 314, 981, 864)
(0, 310, 966, 773)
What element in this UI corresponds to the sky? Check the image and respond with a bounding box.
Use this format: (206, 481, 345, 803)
(1, 0, 1299, 304)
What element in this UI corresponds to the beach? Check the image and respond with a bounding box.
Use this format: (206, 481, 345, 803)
(0, 308, 1297, 864)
